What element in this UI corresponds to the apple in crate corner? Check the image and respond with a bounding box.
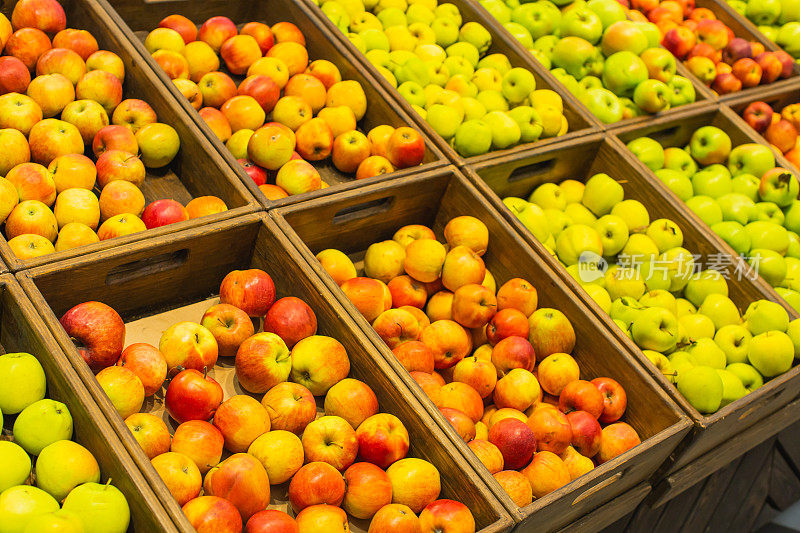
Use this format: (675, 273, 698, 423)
(60, 301, 125, 372)
(165, 368, 223, 424)
(141, 199, 189, 229)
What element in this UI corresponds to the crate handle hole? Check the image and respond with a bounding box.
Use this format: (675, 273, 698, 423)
(738, 388, 785, 421)
(106, 249, 190, 286)
(332, 196, 395, 225)
(507, 159, 557, 183)
(646, 125, 681, 144)
(571, 471, 624, 506)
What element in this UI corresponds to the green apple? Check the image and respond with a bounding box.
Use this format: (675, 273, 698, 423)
(633, 79, 671, 114)
(776, 22, 800, 57)
(482, 111, 522, 149)
(506, 106, 543, 142)
(686, 338, 727, 369)
(685, 269, 729, 308)
(587, 0, 627, 29)
(0, 442, 30, 493)
(688, 126, 732, 166)
(568, 258, 606, 286)
(529, 182, 566, 210)
(559, 7, 603, 44)
(758, 168, 799, 207)
(692, 169, 733, 200)
(784, 201, 800, 235)
(667, 75, 696, 107)
(407, 3, 436, 24)
(322, 2, 350, 32)
(560, 179, 585, 204)
(367, 49, 392, 68)
(669, 351, 696, 382)
(435, 3, 462, 25)
(481, 0, 511, 23)
(646, 218, 683, 254)
(632, 306, 679, 352)
(640, 259, 672, 291)
(787, 318, 800, 357)
(602, 51, 648, 98)
(565, 203, 598, 226)
(504, 198, 553, 243)
(643, 349, 676, 381)
(621, 233, 659, 262)
(13, 399, 73, 456)
(460, 96, 487, 120)
(640, 289, 678, 315)
(679, 313, 715, 340)
(0, 486, 59, 532)
(716, 369, 747, 407)
(453, 119, 492, 157)
(426, 104, 463, 140)
(637, 22, 662, 48)
(779, 0, 800, 23)
(21, 510, 84, 533)
(501, 68, 536, 104)
(578, 75, 603, 91)
(610, 296, 644, 327)
(640, 47, 676, 83)
(755, 201, 785, 224)
(627, 137, 664, 171)
(431, 18, 459, 47)
(0, 353, 46, 415)
(394, 55, 431, 85)
(698, 293, 741, 330)
(458, 22, 492, 55)
(350, 34, 368, 54)
(749, 248, 787, 285)
(545, 208, 574, 237)
(716, 194, 756, 225)
(350, 11, 382, 32)
(423, 84, 445, 106)
(727, 143, 776, 178)
(533, 35, 560, 60)
(511, 3, 561, 40)
(552, 36, 603, 79)
(582, 173, 624, 217)
(378, 66, 398, 87)
(620, 97, 643, 119)
(445, 74, 478, 97)
(62, 482, 130, 533)
(744, 221, 789, 254)
(659, 246, 695, 292)
(655, 169, 694, 201)
(677, 365, 723, 413)
(610, 199, 650, 233)
(446, 42, 480, 67)
(744, 299, 790, 335)
(731, 173, 761, 201)
(711, 221, 751, 256)
(594, 214, 629, 256)
(476, 90, 509, 112)
(676, 298, 697, 316)
(605, 265, 647, 301)
(663, 147, 698, 177)
(726, 362, 764, 393)
(584, 284, 612, 312)
(398, 81, 427, 106)
(787, 232, 800, 259)
(377, 7, 406, 28)
(686, 195, 723, 226)
(556, 224, 603, 265)
(478, 53, 512, 75)
(748, 330, 794, 377)
(714, 324, 752, 365)
(36, 440, 101, 501)
(472, 68, 503, 92)
(782, 257, 800, 291)
(360, 28, 391, 51)
(416, 44, 446, 65)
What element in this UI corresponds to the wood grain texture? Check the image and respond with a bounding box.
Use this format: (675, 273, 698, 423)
(95, 0, 449, 210)
(0, 275, 176, 532)
(17, 213, 512, 533)
(0, 0, 258, 273)
(272, 165, 691, 530)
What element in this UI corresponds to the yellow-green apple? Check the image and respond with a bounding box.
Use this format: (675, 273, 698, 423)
(565, 410, 602, 457)
(0, 92, 42, 136)
(493, 470, 533, 507)
(332, 130, 371, 174)
(201, 303, 255, 358)
(158, 14, 197, 44)
(5, 28, 52, 72)
(144, 27, 185, 54)
(234, 332, 290, 394)
(245, 509, 298, 533)
(526, 406, 572, 454)
(53, 187, 100, 230)
(159, 321, 218, 374)
(75, 70, 122, 113)
(562, 445, 594, 480)
(54, 222, 98, 251)
(356, 413, 410, 469)
(324, 377, 379, 429)
(368, 125, 395, 158)
(247, 57, 290, 89)
(141, 199, 188, 229)
(421, 319, 472, 369)
(59, 300, 124, 371)
(182, 496, 242, 533)
(439, 382, 484, 423)
(95, 150, 145, 189)
(198, 71, 237, 108)
(393, 225, 436, 250)
(98, 180, 145, 220)
(289, 461, 346, 513)
(203, 453, 271, 521)
(369, 503, 422, 532)
(6, 162, 56, 205)
(452, 355, 497, 398)
(497, 278, 538, 316)
(28, 118, 83, 166)
(386, 127, 425, 169)
(316, 249, 357, 286)
(198, 16, 238, 53)
(184, 41, 219, 83)
(273, 95, 312, 131)
(117, 342, 167, 396)
(340, 462, 392, 520)
(386, 458, 441, 513)
(494, 368, 541, 411)
(301, 416, 358, 472)
(11, 0, 66, 33)
(419, 499, 475, 533)
(247, 122, 296, 170)
(248, 429, 304, 485)
(290, 335, 350, 396)
(452, 283, 497, 328)
(213, 395, 270, 453)
(522, 451, 570, 497)
(591, 377, 627, 423)
(96, 212, 146, 240)
(528, 308, 576, 358)
(388, 275, 427, 308)
(597, 422, 641, 463)
(171, 420, 224, 474)
(165, 368, 223, 423)
(261, 381, 316, 434)
(487, 309, 530, 346)
(238, 75, 280, 114)
(60, 482, 130, 533)
(276, 159, 321, 195)
(0, 56, 32, 94)
(1, 490, 57, 533)
(285, 74, 327, 114)
(535, 352, 580, 396)
(96, 365, 144, 418)
(559, 379, 604, 419)
(124, 412, 171, 459)
(135, 122, 180, 168)
(440, 406, 476, 441)
(219, 268, 276, 317)
(487, 417, 536, 470)
(5, 200, 57, 242)
(35, 47, 85, 86)
(85, 50, 125, 81)
(363, 240, 405, 284)
(341, 277, 392, 321)
(60, 99, 109, 146)
(152, 49, 189, 79)
(748, 330, 794, 377)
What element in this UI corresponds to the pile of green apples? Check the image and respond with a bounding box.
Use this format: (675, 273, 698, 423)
(626, 127, 800, 312)
(476, 0, 697, 123)
(725, 0, 800, 61)
(315, 0, 571, 156)
(502, 173, 799, 414)
(0, 352, 130, 532)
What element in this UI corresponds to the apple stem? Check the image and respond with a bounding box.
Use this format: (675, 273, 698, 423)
(105, 478, 112, 489)
(203, 366, 208, 379)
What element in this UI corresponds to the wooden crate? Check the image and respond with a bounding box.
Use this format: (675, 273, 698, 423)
(0, 275, 176, 532)
(297, 0, 602, 168)
(461, 0, 719, 133)
(271, 166, 692, 531)
(96, 0, 449, 209)
(465, 131, 800, 477)
(0, 0, 258, 272)
(17, 212, 513, 533)
(556, 483, 651, 533)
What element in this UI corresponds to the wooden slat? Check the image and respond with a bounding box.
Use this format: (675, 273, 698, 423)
(272, 165, 691, 530)
(0, 0, 259, 272)
(554, 483, 651, 533)
(679, 456, 744, 532)
(18, 212, 512, 533)
(769, 448, 800, 511)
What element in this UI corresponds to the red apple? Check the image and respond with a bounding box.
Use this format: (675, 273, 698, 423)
(774, 51, 795, 79)
(92, 124, 137, 157)
(491, 336, 535, 378)
(451, 283, 497, 329)
(201, 303, 255, 359)
(197, 16, 237, 53)
(419, 500, 476, 533)
(439, 407, 476, 442)
(294, 505, 348, 532)
(288, 461, 346, 513)
(171, 420, 224, 474)
(559, 379, 605, 419)
(301, 415, 358, 471)
(124, 412, 171, 459)
(238, 159, 268, 186)
(527, 308, 575, 358)
(342, 462, 393, 520)
(263, 296, 317, 348)
(369, 503, 421, 532)
(386, 127, 425, 169)
(731, 57, 762, 88)
(392, 340, 435, 373)
(324, 378, 379, 429)
(488, 418, 536, 470)
(712, 72, 742, 94)
(743, 101, 774, 133)
(203, 453, 271, 522)
(213, 395, 271, 453)
(598, 422, 641, 463)
(0, 56, 31, 94)
(765, 119, 798, 153)
(356, 413, 410, 469)
(246, 510, 298, 533)
(11, 0, 66, 34)
(219, 268, 276, 317)
(238, 74, 280, 114)
(159, 14, 197, 44)
(566, 410, 602, 457)
(591, 377, 627, 423)
(526, 406, 572, 454)
(261, 382, 316, 434)
(164, 368, 223, 423)
(52, 29, 98, 61)
(151, 452, 202, 506)
(182, 496, 242, 533)
(241, 22, 274, 54)
(117, 342, 167, 396)
(141, 199, 189, 229)
(60, 301, 125, 372)
(5, 28, 51, 71)
(755, 52, 783, 84)
(159, 321, 218, 373)
(235, 332, 291, 393)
